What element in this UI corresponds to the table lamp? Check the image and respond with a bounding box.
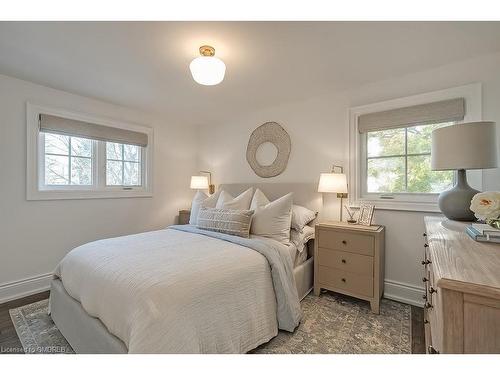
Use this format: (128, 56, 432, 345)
(431, 121, 498, 221)
(190, 170, 215, 194)
(318, 165, 348, 221)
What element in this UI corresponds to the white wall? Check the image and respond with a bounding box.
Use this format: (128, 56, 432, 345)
(0, 74, 198, 302)
(198, 52, 500, 306)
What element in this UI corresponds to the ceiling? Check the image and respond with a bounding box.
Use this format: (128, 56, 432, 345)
(1, 21, 500, 125)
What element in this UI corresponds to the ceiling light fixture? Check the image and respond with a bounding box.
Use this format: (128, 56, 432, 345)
(189, 45, 226, 86)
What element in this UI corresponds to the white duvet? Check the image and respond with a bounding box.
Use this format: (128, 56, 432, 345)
(54, 226, 302, 353)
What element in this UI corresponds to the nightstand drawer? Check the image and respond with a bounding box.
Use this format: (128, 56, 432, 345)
(319, 266, 373, 297)
(318, 248, 373, 276)
(317, 229, 374, 256)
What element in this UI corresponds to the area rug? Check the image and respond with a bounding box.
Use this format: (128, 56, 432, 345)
(10, 292, 411, 354)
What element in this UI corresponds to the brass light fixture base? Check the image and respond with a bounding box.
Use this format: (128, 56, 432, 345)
(199, 45, 215, 57)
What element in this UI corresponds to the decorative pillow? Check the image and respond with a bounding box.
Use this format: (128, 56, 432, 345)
(189, 190, 221, 225)
(250, 188, 270, 210)
(290, 225, 315, 252)
(216, 188, 254, 210)
(251, 192, 293, 244)
(197, 208, 254, 238)
(291, 205, 317, 232)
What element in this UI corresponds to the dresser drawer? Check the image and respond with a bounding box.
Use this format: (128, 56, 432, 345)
(318, 266, 373, 297)
(318, 229, 374, 256)
(318, 248, 373, 277)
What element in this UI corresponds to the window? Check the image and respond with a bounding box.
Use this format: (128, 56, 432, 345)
(106, 142, 142, 186)
(43, 133, 94, 187)
(365, 122, 454, 195)
(27, 103, 153, 200)
(349, 83, 482, 211)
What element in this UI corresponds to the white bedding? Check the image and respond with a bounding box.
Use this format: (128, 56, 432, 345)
(54, 226, 301, 353)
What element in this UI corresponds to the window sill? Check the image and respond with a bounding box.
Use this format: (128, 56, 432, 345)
(26, 189, 153, 201)
(350, 199, 441, 213)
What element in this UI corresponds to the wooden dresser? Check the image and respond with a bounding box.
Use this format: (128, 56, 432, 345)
(314, 221, 385, 314)
(423, 216, 500, 354)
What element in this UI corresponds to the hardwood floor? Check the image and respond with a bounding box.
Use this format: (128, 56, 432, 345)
(0, 291, 50, 354)
(0, 292, 425, 354)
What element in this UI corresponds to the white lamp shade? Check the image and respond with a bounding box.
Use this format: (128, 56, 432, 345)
(189, 56, 226, 86)
(318, 173, 348, 193)
(190, 175, 209, 190)
(431, 121, 498, 170)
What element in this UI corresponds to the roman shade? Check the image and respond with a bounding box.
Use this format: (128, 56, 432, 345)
(358, 98, 465, 133)
(39, 114, 148, 147)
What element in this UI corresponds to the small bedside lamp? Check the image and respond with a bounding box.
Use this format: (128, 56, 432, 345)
(318, 165, 348, 221)
(431, 121, 498, 221)
(190, 171, 215, 195)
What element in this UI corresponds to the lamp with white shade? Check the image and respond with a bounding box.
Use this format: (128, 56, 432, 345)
(431, 121, 498, 221)
(318, 165, 349, 222)
(190, 171, 215, 195)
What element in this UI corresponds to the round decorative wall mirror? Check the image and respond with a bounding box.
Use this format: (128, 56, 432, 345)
(246, 122, 291, 178)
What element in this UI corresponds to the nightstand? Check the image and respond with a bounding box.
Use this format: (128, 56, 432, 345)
(314, 221, 385, 314)
(178, 210, 191, 225)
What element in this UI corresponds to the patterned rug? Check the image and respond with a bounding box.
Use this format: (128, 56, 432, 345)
(10, 292, 411, 354)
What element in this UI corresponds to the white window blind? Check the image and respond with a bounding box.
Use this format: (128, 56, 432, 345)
(39, 113, 148, 147)
(358, 98, 465, 133)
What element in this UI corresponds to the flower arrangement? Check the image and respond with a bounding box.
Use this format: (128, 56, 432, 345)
(470, 191, 500, 229)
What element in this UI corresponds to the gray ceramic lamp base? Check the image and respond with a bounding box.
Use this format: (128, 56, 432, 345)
(438, 169, 479, 221)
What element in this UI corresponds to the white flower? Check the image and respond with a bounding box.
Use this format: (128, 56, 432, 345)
(470, 191, 500, 221)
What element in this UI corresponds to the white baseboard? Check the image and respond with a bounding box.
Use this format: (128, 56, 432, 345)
(0, 273, 52, 304)
(384, 279, 424, 307)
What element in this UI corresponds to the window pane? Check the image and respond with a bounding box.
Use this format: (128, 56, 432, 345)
(45, 155, 69, 185)
(407, 155, 454, 193)
(71, 137, 92, 157)
(70, 157, 92, 185)
(106, 142, 122, 160)
(106, 160, 123, 185)
(367, 128, 405, 157)
(124, 162, 140, 186)
(123, 144, 140, 162)
(367, 157, 405, 193)
(45, 133, 69, 155)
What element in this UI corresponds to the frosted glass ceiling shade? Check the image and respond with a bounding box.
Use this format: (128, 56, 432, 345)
(431, 121, 498, 171)
(190, 175, 209, 190)
(189, 45, 226, 86)
(318, 173, 348, 193)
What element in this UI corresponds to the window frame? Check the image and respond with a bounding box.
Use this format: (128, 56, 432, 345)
(349, 83, 483, 212)
(27, 103, 153, 200)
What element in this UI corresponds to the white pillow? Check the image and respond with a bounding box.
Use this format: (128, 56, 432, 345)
(251, 192, 293, 244)
(250, 188, 269, 210)
(290, 225, 315, 252)
(291, 204, 317, 232)
(189, 190, 221, 225)
(216, 188, 254, 210)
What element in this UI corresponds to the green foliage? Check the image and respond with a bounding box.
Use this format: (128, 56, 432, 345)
(367, 123, 454, 194)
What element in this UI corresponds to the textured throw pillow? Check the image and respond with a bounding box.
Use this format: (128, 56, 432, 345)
(290, 225, 315, 251)
(216, 188, 254, 210)
(189, 190, 221, 225)
(291, 204, 317, 232)
(251, 192, 293, 244)
(197, 208, 254, 238)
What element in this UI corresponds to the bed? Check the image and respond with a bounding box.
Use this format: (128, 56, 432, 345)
(49, 183, 320, 353)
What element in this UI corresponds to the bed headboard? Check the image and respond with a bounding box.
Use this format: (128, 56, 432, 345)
(218, 183, 323, 218)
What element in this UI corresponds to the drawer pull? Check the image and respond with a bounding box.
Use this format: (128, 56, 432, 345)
(423, 233, 427, 237)
(428, 345, 439, 354)
(422, 294, 427, 300)
(341, 278, 346, 283)
(424, 243, 429, 248)
(421, 259, 431, 265)
(342, 240, 347, 245)
(424, 319, 429, 324)
(428, 287, 436, 294)
(422, 277, 428, 282)
(341, 259, 346, 264)
(424, 302, 433, 309)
